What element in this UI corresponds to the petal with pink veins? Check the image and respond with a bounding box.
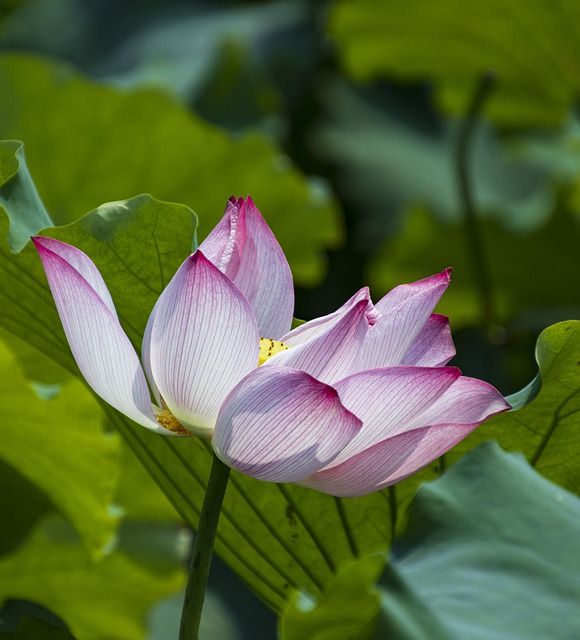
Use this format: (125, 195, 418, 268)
(298, 423, 479, 497)
(299, 373, 510, 497)
(199, 196, 294, 339)
(264, 299, 371, 385)
(33, 237, 174, 435)
(212, 366, 362, 483)
(400, 313, 456, 367)
(361, 270, 451, 370)
(33, 236, 117, 317)
(148, 251, 260, 438)
(330, 367, 463, 464)
(280, 287, 374, 347)
(399, 375, 511, 430)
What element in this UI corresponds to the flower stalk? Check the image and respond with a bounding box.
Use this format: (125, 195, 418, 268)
(179, 454, 231, 640)
(456, 71, 498, 339)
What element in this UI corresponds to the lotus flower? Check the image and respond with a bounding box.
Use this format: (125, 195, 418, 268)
(33, 196, 509, 497)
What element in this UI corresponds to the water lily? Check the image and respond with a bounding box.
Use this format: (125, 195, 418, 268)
(34, 196, 509, 497)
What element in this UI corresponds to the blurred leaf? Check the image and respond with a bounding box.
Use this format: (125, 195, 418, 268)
(368, 206, 580, 329)
(112, 436, 181, 523)
(100, 3, 312, 114)
(0, 515, 184, 640)
(0, 338, 119, 554)
(310, 77, 552, 251)
(279, 554, 384, 640)
(0, 53, 340, 285)
(0, 460, 53, 557)
(148, 590, 242, 640)
(0, 599, 76, 640)
(376, 442, 580, 639)
(330, 0, 580, 127)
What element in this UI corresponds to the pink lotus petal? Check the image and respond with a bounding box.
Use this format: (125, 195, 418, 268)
(264, 299, 371, 385)
(401, 313, 456, 367)
(298, 423, 478, 497)
(331, 367, 462, 464)
(198, 197, 247, 281)
(33, 237, 175, 435)
(33, 237, 117, 317)
(280, 287, 374, 347)
(148, 251, 259, 437)
(401, 375, 511, 430)
(199, 196, 294, 339)
(300, 372, 510, 497)
(361, 270, 451, 370)
(212, 366, 362, 483)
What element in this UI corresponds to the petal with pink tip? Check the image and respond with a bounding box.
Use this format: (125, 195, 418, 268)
(33, 237, 175, 435)
(401, 313, 456, 367)
(197, 197, 247, 281)
(33, 237, 117, 317)
(361, 270, 451, 370)
(280, 287, 374, 347)
(330, 367, 462, 464)
(400, 375, 511, 430)
(199, 196, 294, 339)
(148, 251, 260, 438)
(264, 300, 370, 385)
(298, 423, 478, 497)
(212, 366, 362, 483)
(300, 373, 510, 497)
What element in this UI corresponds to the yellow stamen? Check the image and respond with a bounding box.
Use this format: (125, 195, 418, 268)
(259, 338, 290, 366)
(155, 408, 190, 435)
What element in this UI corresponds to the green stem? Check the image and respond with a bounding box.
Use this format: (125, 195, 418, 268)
(179, 453, 231, 640)
(456, 71, 500, 339)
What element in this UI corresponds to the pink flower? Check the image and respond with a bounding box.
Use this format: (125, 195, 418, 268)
(34, 196, 509, 497)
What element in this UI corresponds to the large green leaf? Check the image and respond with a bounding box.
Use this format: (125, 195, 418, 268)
(0, 515, 184, 640)
(0, 338, 119, 554)
(455, 320, 580, 494)
(329, 0, 580, 127)
(281, 443, 580, 639)
(0, 53, 340, 285)
(375, 442, 580, 639)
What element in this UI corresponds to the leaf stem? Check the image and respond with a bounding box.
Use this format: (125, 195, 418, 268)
(179, 453, 231, 639)
(456, 71, 500, 339)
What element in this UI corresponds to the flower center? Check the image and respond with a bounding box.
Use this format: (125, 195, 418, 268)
(155, 408, 190, 435)
(258, 338, 290, 365)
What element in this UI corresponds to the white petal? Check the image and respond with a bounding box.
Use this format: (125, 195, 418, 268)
(33, 237, 174, 435)
(149, 251, 259, 437)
